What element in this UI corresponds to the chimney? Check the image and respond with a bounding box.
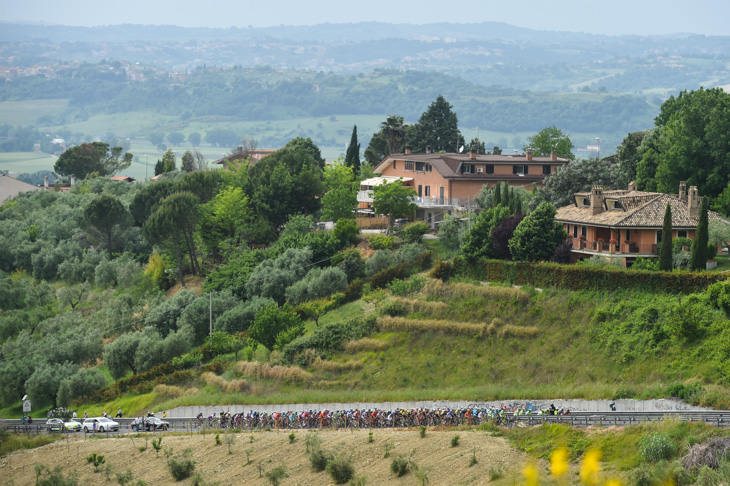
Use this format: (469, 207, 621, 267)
(526, 149, 533, 161)
(469, 146, 477, 160)
(679, 181, 687, 202)
(590, 185, 604, 215)
(550, 150, 557, 162)
(628, 181, 637, 192)
(44, 176, 49, 189)
(687, 186, 700, 219)
(405, 145, 411, 155)
(426, 145, 431, 154)
(70, 175, 76, 186)
(237, 146, 243, 153)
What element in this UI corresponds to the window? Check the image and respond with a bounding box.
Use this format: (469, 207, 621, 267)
(426, 164, 432, 172)
(425, 186, 431, 197)
(677, 230, 687, 238)
(462, 164, 473, 174)
(393, 160, 396, 169)
(415, 161, 426, 171)
(404, 161, 414, 171)
(513, 165, 528, 174)
(581, 226, 587, 238)
(573, 225, 578, 238)
(486, 165, 494, 174)
(625, 230, 630, 241)
(656, 230, 662, 244)
(543, 165, 551, 175)
(417, 185, 422, 197)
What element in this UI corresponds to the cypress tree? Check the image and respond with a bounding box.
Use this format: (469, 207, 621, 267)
(345, 125, 361, 175)
(691, 197, 709, 271)
(493, 183, 501, 208)
(515, 197, 523, 215)
(502, 184, 511, 207)
(659, 203, 673, 271)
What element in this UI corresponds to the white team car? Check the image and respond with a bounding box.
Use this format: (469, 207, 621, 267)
(82, 417, 120, 432)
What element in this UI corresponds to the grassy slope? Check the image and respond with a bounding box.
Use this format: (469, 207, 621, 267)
(84, 277, 730, 418)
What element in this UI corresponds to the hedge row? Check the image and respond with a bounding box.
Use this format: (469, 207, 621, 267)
(453, 258, 729, 294)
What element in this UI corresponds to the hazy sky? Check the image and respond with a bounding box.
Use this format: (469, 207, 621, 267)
(5, 0, 730, 36)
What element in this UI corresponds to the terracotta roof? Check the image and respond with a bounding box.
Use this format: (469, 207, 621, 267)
(110, 175, 136, 182)
(556, 192, 729, 228)
(213, 149, 277, 167)
(374, 152, 569, 180)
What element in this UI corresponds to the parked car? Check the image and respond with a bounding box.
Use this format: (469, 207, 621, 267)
(45, 418, 82, 432)
(144, 416, 170, 431)
(82, 417, 120, 432)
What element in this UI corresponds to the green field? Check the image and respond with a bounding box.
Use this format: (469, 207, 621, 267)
(0, 99, 68, 126)
(0, 152, 57, 177)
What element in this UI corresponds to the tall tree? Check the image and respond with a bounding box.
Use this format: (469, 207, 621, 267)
(659, 204, 673, 271)
(460, 206, 510, 261)
(615, 131, 648, 182)
(508, 202, 567, 262)
(636, 88, 730, 197)
(364, 131, 389, 166)
(188, 132, 201, 147)
(524, 126, 575, 161)
(143, 192, 202, 285)
(321, 163, 357, 221)
(345, 125, 361, 174)
(381, 115, 407, 154)
(181, 151, 195, 172)
(372, 180, 417, 233)
(691, 197, 709, 271)
(161, 149, 176, 173)
(83, 194, 130, 259)
(245, 147, 324, 228)
(167, 131, 185, 146)
(536, 157, 629, 208)
(410, 95, 464, 153)
(283, 137, 326, 169)
(54, 142, 133, 180)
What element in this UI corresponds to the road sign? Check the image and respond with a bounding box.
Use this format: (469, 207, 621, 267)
(22, 400, 31, 412)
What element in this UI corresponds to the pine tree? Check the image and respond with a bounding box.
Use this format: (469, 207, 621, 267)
(659, 203, 673, 271)
(345, 125, 361, 175)
(410, 95, 464, 153)
(691, 197, 709, 271)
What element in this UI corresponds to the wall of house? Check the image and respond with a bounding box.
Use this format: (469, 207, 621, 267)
(379, 161, 448, 199)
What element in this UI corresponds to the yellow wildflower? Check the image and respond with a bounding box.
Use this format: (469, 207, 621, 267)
(550, 447, 569, 477)
(579, 449, 602, 484)
(523, 463, 539, 486)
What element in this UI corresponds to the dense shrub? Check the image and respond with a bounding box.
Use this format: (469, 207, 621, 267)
(368, 234, 395, 250)
(370, 263, 409, 290)
(400, 221, 430, 243)
(326, 451, 356, 484)
(364, 250, 397, 276)
(429, 257, 453, 281)
(390, 455, 410, 477)
(470, 259, 727, 294)
(280, 316, 376, 364)
(168, 448, 196, 481)
(639, 433, 677, 462)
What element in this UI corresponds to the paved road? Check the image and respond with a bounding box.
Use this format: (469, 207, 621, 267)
(4, 410, 730, 435)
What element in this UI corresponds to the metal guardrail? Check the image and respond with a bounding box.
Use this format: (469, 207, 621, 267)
(3, 411, 730, 434)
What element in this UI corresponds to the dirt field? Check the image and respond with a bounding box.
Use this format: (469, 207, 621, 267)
(1, 428, 526, 485)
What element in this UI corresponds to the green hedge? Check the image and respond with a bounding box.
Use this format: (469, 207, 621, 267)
(280, 316, 377, 364)
(454, 258, 729, 294)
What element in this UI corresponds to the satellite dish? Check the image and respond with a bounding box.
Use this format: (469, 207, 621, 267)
(459, 146, 464, 153)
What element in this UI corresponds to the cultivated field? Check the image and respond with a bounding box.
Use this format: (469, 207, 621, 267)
(2, 428, 525, 485)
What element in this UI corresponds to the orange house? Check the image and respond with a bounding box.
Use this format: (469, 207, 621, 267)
(555, 182, 729, 266)
(367, 147, 569, 226)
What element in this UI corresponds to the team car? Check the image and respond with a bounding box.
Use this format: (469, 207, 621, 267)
(45, 418, 82, 432)
(82, 417, 120, 433)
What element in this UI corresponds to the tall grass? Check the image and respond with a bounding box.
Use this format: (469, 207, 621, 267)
(200, 372, 250, 392)
(153, 384, 199, 400)
(377, 316, 484, 335)
(344, 338, 389, 353)
(234, 361, 312, 383)
(389, 297, 449, 315)
(312, 357, 363, 372)
(424, 279, 529, 302)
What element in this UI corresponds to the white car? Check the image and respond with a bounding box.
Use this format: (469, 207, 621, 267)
(82, 417, 120, 432)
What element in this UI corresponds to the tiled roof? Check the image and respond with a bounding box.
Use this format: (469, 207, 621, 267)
(556, 192, 729, 228)
(375, 152, 569, 179)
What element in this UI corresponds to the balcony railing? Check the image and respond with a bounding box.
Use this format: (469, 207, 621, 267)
(571, 238, 659, 256)
(357, 191, 479, 209)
